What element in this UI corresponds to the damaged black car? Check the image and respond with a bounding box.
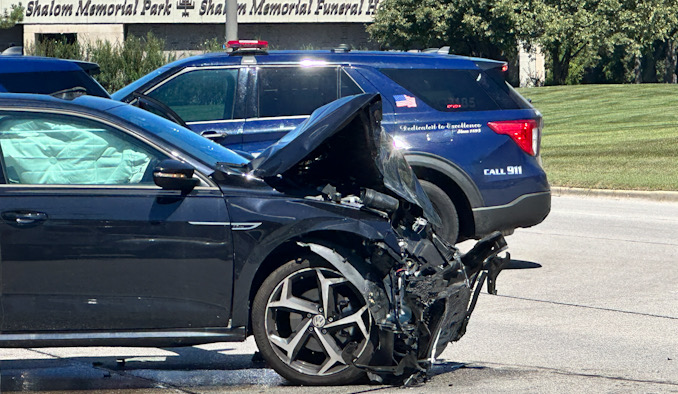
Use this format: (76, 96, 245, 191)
(0, 92, 509, 385)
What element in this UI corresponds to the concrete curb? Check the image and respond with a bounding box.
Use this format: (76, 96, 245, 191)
(552, 186, 678, 202)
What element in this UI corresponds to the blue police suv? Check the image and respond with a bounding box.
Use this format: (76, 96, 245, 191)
(112, 41, 551, 243)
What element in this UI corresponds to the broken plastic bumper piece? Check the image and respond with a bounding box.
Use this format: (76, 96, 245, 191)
(362, 231, 509, 385)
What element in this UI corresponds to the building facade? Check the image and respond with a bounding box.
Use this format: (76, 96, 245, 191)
(8, 0, 382, 50)
(0, 0, 544, 86)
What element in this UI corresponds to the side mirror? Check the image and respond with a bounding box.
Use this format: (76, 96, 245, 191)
(153, 159, 200, 192)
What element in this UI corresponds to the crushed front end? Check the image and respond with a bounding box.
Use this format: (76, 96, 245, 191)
(249, 93, 513, 384)
(299, 222, 509, 385)
(357, 228, 509, 385)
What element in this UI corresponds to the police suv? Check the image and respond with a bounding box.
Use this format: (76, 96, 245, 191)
(112, 40, 551, 243)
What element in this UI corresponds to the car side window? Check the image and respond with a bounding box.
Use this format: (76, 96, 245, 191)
(257, 67, 362, 118)
(341, 70, 363, 97)
(0, 112, 167, 185)
(147, 68, 239, 122)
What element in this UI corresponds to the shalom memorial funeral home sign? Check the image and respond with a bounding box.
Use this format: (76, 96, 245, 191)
(22, 0, 381, 23)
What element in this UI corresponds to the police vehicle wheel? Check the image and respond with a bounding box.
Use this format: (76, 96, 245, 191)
(420, 180, 459, 243)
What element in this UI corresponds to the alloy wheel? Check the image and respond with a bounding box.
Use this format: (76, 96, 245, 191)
(264, 267, 371, 376)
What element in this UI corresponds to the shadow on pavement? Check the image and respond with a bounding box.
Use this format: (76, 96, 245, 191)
(0, 345, 289, 392)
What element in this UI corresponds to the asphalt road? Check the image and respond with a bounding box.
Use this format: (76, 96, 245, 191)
(1, 195, 677, 393)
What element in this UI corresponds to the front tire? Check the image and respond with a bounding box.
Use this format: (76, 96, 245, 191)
(252, 255, 373, 385)
(420, 179, 459, 243)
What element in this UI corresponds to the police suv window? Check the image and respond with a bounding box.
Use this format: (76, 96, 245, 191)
(147, 69, 238, 122)
(379, 68, 529, 112)
(257, 67, 362, 118)
(341, 71, 363, 96)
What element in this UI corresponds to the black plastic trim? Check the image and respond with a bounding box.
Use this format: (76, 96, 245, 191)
(472, 191, 551, 238)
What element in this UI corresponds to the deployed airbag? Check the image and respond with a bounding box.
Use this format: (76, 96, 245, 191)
(0, 118, 151, 185)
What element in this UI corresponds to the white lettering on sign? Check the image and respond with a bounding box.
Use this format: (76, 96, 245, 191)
(484, 166, 523, 176)
(398, 122, 482, 134)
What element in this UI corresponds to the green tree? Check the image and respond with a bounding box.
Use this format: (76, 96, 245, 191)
(615, 0, 678, 83)
(516, 0, 678, 85)
(0, 3, 23, 29)
(513, 0, 622, 85)
(367, 0, 520, 60)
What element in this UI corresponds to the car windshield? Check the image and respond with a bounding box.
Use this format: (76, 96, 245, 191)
(107, 103, 249, 169)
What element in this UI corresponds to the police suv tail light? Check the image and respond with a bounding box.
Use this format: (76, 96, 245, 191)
(488, 120, 539, 156)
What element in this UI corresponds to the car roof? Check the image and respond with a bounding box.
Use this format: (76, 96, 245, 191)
(165, 50, 505, 69)
(111, 49, 507, 101)
(0, 56, 100, 75)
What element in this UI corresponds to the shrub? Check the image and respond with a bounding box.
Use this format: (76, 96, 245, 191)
(29, 32, 176, 93)
(31, 37, 84, 60)
(88, 33, 176, 92)
(199, 37, 224, 53)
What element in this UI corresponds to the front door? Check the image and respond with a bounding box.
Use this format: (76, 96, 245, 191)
(144, 66, 248, 150)
(0, 110, 233, 332)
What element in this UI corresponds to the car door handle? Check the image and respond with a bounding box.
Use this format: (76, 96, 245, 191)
(200, 131, 224, 139)
(2, 211, 48, 225)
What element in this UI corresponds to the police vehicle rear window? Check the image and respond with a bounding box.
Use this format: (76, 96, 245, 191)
(0, 71, 109, 98)
(379, 68, 531, 112)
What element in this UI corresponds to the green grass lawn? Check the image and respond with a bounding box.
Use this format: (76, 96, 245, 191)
(516, 84, 678, 191)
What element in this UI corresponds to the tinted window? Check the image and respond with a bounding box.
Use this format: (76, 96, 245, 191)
(379, 68, 531, 112)
(0, 71, 109, 98)
(147, 68, 238, 122)
(0, 112, 167, 185)
(484, 68, 532, 109)
(341, 71, 363, 96)
(257, 67, 362, 118)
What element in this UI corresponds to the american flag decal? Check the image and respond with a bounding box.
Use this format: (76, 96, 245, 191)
(394, 94, 417, 108)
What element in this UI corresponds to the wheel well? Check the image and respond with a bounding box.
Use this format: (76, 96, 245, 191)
(246, 231, 370, 335)
(413, 166, 475, 241)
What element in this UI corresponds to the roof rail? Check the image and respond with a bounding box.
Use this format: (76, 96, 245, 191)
(331, 44, 352, 53)
(421, 46, 451, 55)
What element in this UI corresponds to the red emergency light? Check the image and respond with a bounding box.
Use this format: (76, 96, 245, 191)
(226, 40, 269, 51)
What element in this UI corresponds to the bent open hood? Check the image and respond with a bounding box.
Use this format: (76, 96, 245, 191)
(248, 93, 441, 226)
